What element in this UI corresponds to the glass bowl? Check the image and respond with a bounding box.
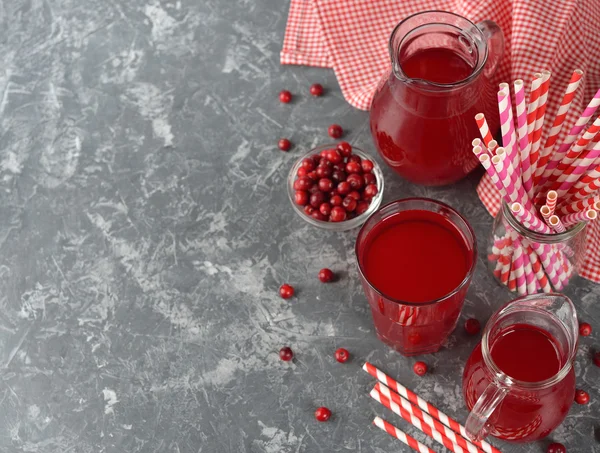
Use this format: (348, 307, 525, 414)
(287, 144, 384, 231)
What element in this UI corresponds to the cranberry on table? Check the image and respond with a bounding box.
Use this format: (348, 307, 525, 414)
(574, 389, 589, 405)
(319, 203, 332, 217)
(318, 178, 334, 192)
(278, 138, 292, 151)
(294, 177, 313, 191)
(346, 161, 362, 174)
(363, 183, 378, 199)
(337, 141, 352, 157)
(330, 195, 343, 206)
(364, 173, 377, 185)
(334, 347, 349, 363)
(547, 443, 566, 453)
(337, 181, 351, 195)
(579, 322, 592, 336)
(464, 318, 481, 335)
(319, 268, 335, 283)
(594, 351, 600, 367)
(330, 206, 347, 222)
(279, 283, 294, 299)
(328, 124, 343, 139)
(413, 361, 428, 376)
(294, 190, 309, 206)
(361, 159, 374, 172)
(310, 191, 326, 208)
(356, 201, 370, 216)
(279, 346, 294, 361)
(342, 196, 357, 212)
(310, 83, 324, 96)
(279, 90, 292, 103)
(346, 173, 364, 190)
(315, 406, 332, 422)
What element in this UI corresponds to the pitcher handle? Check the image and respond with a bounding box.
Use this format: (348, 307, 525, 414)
(477, 20, 504, 77)
(465, 380, 509, 441)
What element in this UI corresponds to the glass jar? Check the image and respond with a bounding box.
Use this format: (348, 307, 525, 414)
(488, 202, 587, 294)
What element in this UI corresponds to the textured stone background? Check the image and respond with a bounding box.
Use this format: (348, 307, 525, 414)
(0, 0, 597, 451)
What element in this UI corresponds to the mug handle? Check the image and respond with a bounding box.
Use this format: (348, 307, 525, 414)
(465, 380, 509, 441)
(477, 20, 505, 77)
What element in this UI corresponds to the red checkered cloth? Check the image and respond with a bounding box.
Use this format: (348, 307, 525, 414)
(281, 0, 600, 283)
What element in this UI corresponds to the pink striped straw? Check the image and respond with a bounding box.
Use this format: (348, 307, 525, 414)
(513, 79, 534, 197)
(546, 191, 558, 215)
(488, 139, 499, 154)
(556, 140, 600, 196)
(478, 154, 507, 200)
(540, 205, 552, 224)
(497, 89, 518, 167)
(526, 73, 543, 140)
(562, 209, 597, 227)
(568, 162, 600, 199)
(510, 202, 552, 233)
(370, 389, 468, 453)
(362, 362, 501, 453)
(535, 69, 584, 183)
(475, 113, 494, 147)
(540, 86, 600, 186)
(495, 147, 530, 209)
(558, 194, 600, 215)
(530, 70, 552, 169)
(372, 417, 439, 453)
(573, 178, 600, 201)
(516, 239, 537, 294)
(375, 383, 481, 453)
(549, 215, 566, 233)
(524, 241, 552, 293)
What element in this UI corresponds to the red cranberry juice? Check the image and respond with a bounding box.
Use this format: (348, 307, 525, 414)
(463, 324, 575, 442)
(359, 209, 473, 355)
(370, 47, 499, 185)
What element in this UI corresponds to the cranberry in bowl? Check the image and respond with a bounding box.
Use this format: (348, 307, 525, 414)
(288, 144, 384, 231)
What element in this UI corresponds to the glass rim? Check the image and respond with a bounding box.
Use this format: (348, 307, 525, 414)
(501, 201, 586, 242)
(480, 293, 578, 390)
(389, 10, 489, 89)
(355, 197, 478, 307)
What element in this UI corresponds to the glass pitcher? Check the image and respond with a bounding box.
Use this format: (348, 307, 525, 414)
(462, 294, 578, 443)
(370, 11, 504, 186)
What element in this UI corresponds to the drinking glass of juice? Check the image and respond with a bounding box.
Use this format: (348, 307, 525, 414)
(463, 294, 578, 443)
(355, 198, 477, 356)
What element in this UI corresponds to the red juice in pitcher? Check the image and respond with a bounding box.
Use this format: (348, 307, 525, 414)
(356, 199, 476, 356)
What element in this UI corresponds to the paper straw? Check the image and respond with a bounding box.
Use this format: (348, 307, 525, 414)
(510, 202, 552, 234)
(556, 141, 600, 196)
(540, 205, 552, 224)
(562, 209, 597, 227)
(549, 215, 566, 233)
(518, 244, 538, 294)
(526, 73, 543, 140)
(488, 139, 498, 154)
(372, 417, 439, 453)
(475, 113, 494, 147)
(558, 194, 600, 215)
(370, 388, 469, 453)
(479, 154, 507, 200)
(546, 191, 558, 215)
(495, 147, 529, 208)
(568, 162, 600, 199)
(507, 268, 517, 292)
(375, 383, 481, 453)
(362, 362, 501, 453)
(524, 241, 552, 293)
(513, 79, 533, 197)
(472, 145, 485, 159)
(535, 69, 584, 183)
(497, 89, 518, 167)
(511, 237, 527, 295)
(530, 70, 551, 169)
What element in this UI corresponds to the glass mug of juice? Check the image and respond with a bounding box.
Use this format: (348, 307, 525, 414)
(463, 294, 578, 442)
(370, 11, 504, 185)
(355, 198, 477, 356)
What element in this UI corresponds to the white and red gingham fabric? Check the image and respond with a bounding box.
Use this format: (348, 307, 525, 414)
(281, 0, 600, 283)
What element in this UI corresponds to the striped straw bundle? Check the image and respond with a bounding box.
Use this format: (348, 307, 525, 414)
(475, 69, 600, 294)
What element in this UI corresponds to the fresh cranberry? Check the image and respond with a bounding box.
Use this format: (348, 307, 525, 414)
(364, 173, 377, 185)
(319, 156, 333, 167)
(346, 173, 364, 190)
(334, 347, 349, 362)
(328, 124, 343, 139)
(337, 141, 352, 157)
(547, 443, 566, 453)
(329, 188, 338, 197)
(330, 195, 343, 206)
(311, 154, 321, 164)
(347, 191, 361, 200)
(310, 83, 324, 96)
(301, 158, 315, 171)
(320, 149, 330, 158)
(594, 351, 600, 367)
(310, 191, 326, 208)
(318, 268, 335, 283)
(297, 167, 308, 177)
(278, 138, 291, 151)
(574, 389, 589, 404)
(319, 203, 332, 217)
(294, 190, 309, 206)
(308, 184, 321, 194)
(346, 161, 362, 174)
(315, 407, 331, 422)
(304, 205, 315, 215)
(356, 201, 370, 215)
(318, 178, 334, 192)
(307, 170, 318, 181)
(342, 196, 357, 212)
(316, 165, 332, 179)
(363, 184, 378, 199)
(279, 346, 294, 361)
(361, 159, 374, 172)
(579, 322, 592, 336)
(325, 149, 343, 164)
(332, 170, 346, 182)
(311, 210, 327, 221)
(337, 181, 351, 195)
(330, 206, 347, 222)
(279, 284, 294, 299)
(348, 154, 361, 164)
(413, 361, 428, 376)
(294, 177, 313, 191)
(279, 90, 292, 103)
(464, 318, 481, 335)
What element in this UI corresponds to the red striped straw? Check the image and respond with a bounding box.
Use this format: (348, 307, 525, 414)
(362, 362, 501, 453)
(478, 154, 507, 199)
(535, 69, 584, 183)
(526, 73, 543, 140)
(549, 215, 566, 233)
(475, 113, 494, 147)
(519, 246, 538, 294)
(507, 268, 517, 292)
(558, 194, 600, 215)
(510, 237, 527, 295)
(375, 383, 482, 453)
(562, 208, 597, 227)
(530, 70, 552, 169)
(546, 191, 558, 215)
(372, 416, 439, 453)
(370, 388, 469, 453)
(525, 241, 552, 292)
(556, 142, 600, 196)
(568, 162, 600, 200)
